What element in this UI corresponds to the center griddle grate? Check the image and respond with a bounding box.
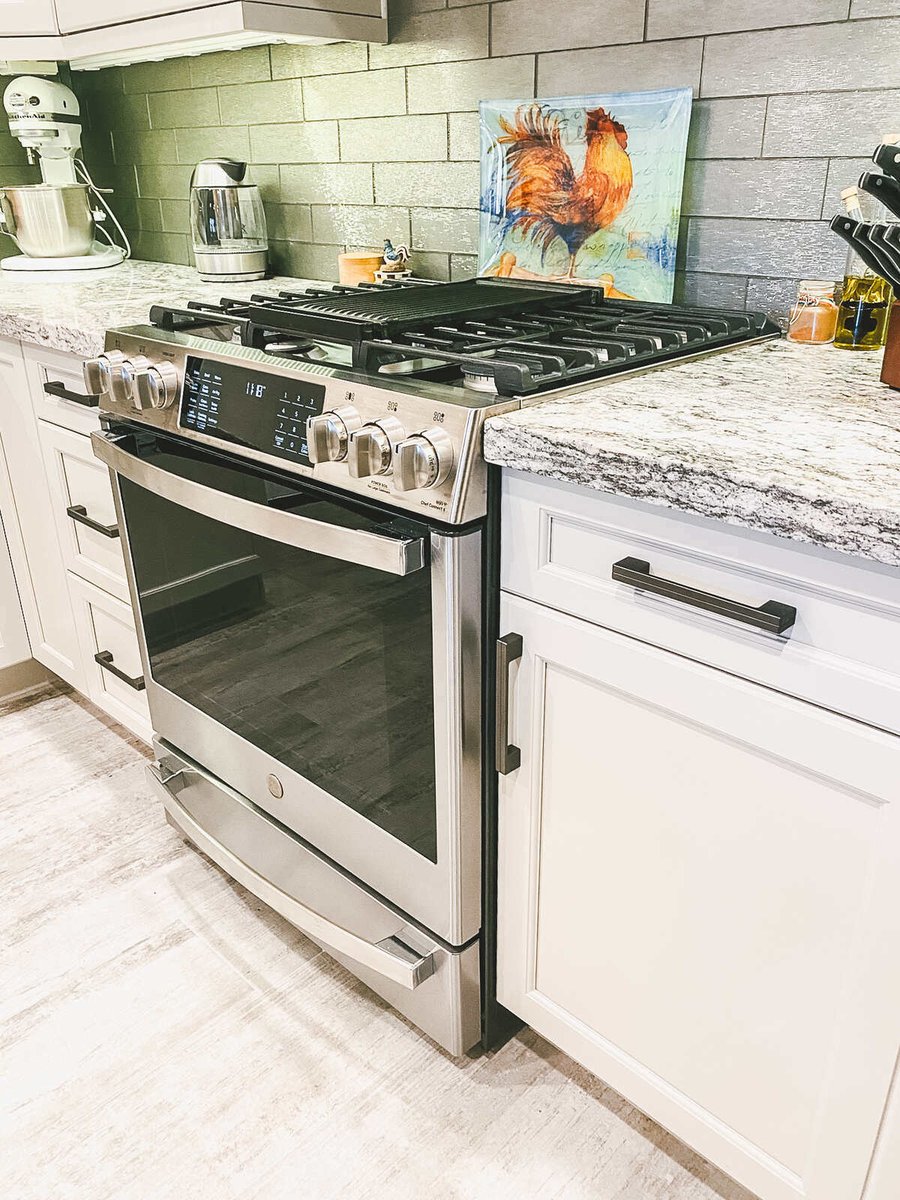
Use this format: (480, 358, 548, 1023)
(245, 279, 598, 343)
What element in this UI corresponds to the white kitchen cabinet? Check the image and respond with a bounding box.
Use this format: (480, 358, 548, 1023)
(0, 0, 387, 71)
(25, 341, 103, 438)
(0, 336, 83, 689)
(0, 512, 31, 670)
(55, 0, 382, 28)
(68, 571, 151, 741)
(497, 589, 900, 1200)
(0, 0, 58, 35)
(39, 418, 128, 603)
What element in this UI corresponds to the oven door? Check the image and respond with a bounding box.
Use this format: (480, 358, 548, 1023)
(93, 426, 482, 946)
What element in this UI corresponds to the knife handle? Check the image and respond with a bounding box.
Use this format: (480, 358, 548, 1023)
(872, 143, 900, 183)
(865, 225, 900, 278)
(858, 171, 900, 222)
(830, 215, 892, 282)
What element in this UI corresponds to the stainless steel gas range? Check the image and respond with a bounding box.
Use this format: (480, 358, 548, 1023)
(85, 278, 779, 1054)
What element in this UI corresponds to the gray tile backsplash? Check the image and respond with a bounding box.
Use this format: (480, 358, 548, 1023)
(537, 38, 704, 97)
(0, 0, 888, 319)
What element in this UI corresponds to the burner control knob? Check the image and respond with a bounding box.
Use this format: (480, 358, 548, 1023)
(133, 361, 180, 410)
(393, 428, 454, 492)
(307, 406, 362, 464)
(347, 417, 405, 479)
(109, 354, 150, 407)
(83, 350, 125, 397)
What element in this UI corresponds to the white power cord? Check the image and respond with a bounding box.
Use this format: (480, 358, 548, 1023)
(74, 158, 132, 260)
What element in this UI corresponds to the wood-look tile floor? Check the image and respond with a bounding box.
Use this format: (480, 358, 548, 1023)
(1, 686, 755, 1200)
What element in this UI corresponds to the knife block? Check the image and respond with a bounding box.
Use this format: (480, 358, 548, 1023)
(881, 302, 900, 390)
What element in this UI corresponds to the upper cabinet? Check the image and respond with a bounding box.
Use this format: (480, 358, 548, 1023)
(0, 1, 386, 70)
(0, 0, 58, 35)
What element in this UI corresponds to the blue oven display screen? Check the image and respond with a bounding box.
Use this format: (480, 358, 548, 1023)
(180, 355, 327, 467)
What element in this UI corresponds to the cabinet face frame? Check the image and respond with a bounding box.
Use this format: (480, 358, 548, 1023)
(0, 513, 31, 671)
(497, 591, 900, 1200)
(0, 337, 83, 688)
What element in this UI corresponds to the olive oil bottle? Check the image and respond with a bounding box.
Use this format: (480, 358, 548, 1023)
(833, 185, 893, 351)
(834, 272, 893, 350)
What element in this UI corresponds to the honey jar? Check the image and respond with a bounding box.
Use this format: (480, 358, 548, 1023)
(787, 280, 838, 345)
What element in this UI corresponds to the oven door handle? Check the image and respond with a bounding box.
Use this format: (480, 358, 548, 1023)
(91, 431, 427, 577)
(147, 761, 437, 990)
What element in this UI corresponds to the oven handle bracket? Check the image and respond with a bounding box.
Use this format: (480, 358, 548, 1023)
(147, 762, 437, 991)
(92, 431, 427, 577)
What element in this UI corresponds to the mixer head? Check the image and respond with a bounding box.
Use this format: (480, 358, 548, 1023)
(4, 76, 82, 184)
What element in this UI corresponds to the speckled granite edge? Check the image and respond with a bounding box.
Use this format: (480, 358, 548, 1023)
(483, 420, 900, 569)
(0, 314, 102, 357)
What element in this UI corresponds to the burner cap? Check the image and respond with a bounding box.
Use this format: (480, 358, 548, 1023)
(462, 368, 499, 394)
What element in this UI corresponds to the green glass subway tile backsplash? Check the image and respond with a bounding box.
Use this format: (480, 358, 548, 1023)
(0, 0, 893, 311)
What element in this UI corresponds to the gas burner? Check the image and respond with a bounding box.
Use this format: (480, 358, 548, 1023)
(462, 369, 499, 394)
(148, 278, 781, 400)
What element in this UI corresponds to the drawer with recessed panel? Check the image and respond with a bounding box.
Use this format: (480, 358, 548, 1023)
(501, 470, 900, 735)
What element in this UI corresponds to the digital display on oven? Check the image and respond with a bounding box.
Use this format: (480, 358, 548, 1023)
(179, 355, 327, 467)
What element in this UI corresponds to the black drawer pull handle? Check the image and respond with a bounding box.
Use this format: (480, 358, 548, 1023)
(611, 557, 797, 637)
(43, 379, 100, 408)
(94, 650, 145, 691)
(66, 504, 119, 538)
(496, 632, 523, 774)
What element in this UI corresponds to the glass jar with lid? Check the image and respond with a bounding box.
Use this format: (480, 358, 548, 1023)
(787, 280, 838, 345)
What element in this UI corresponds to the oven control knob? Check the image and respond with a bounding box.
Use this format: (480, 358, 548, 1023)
(307, 405, 362, 464)
(109, 354, 150, 406)
(83, 350, 125, 397)
(347, 417, 405, 479)
(134, 360, 180, 410)
(393, 428, 454, 492)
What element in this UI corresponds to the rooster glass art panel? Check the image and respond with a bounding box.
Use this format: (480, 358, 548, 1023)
(479, 88, 692, 301)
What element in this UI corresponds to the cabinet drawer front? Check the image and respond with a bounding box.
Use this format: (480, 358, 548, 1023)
(68, 572, 150, 741)
(39, 421, 127, 601)
(502, 471, 900, 735)
(25, 344, 100, 436)
(498, 592, 900, 1200)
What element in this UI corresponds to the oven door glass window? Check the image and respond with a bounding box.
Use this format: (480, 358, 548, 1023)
(118, 437, 438, 862)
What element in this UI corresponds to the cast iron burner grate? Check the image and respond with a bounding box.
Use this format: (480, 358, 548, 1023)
(148, 277, 781, 398)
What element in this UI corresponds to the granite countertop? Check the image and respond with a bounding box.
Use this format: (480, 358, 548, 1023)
(5, 261, 898, 566)
(484, 339, 900, 568)
(0, 259, 327, 358)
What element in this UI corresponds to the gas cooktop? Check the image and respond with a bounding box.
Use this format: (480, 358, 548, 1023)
(147, 277, 781, 401)
(87, 277, 781, 525)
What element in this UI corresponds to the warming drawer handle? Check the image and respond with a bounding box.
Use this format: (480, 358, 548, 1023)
(94, 649, 146, 690)
(43, 379, 100, 408)
(91, 430, 427, 577)
(496, 633, 523, 775)
(147, 762, 437, 991)
(611, 556, 797, 637)
(66, 504, 120, 538)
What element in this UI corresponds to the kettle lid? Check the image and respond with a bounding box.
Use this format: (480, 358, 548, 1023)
(190, 158, 252, 188)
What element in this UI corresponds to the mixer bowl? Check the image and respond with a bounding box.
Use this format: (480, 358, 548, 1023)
(0, 184, 95, 258)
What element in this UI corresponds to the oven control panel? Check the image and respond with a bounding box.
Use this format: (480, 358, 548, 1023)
(86, 329, 517, 525)
(179, 355, 326, 469)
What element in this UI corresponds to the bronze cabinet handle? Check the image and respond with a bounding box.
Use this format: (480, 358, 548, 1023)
(66, 504, 119, 539)
(611, 557, 797, 637)
(43, 380, 100, 408)
(94, 650, 145, 691)
(496, 633, 523, 775)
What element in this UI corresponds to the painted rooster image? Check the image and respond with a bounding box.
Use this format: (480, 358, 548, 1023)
(496, 103, 634, 280)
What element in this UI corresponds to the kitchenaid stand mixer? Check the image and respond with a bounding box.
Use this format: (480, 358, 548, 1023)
(0, 75, 130, 271)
